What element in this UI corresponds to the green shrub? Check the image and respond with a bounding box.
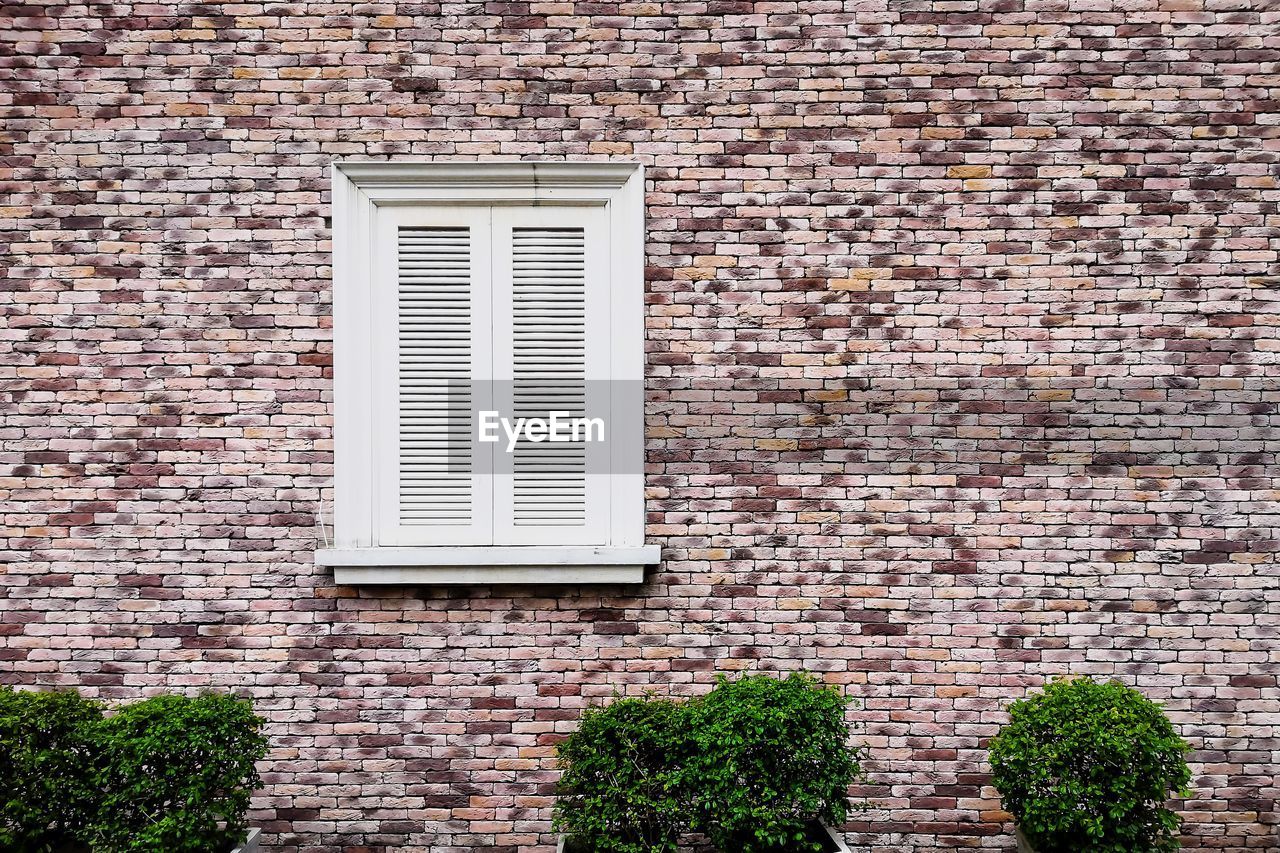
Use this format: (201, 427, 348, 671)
(553, 695, 688, 853)
(0, 687, 104, 852)
(684, 673, 864, 853)
(988, 677, 1191, 853)
(87, 693, 267, 853)
(555, 674, 864, 853)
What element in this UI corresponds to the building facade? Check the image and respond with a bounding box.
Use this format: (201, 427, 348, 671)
(3, 1, 1278, 851)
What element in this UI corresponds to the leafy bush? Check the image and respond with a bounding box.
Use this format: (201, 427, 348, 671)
(553, 695, 688, 853)
(684, 673, 863, 853)
(0, 687, 104, 852)
(87, 693, 267, 853)
(988, 677, 1191, 853)
(555, 673, 863, 853)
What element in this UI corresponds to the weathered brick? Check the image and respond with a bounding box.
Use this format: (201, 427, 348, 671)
(1, 3, 1277, 853)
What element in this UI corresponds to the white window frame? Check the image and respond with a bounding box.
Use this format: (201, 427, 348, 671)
(319, 160, 657, 585)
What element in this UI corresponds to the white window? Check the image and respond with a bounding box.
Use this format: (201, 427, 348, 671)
(318, 161, 657, 584)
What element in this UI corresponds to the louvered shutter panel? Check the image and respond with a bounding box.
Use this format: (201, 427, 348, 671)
(510, 227, 587, 528)
(492, 208, 610, 545)
(376, 208, 493, 545)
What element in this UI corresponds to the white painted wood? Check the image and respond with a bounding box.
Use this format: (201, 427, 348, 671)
(335, 160, 640, 194)
(330, 163, 376, 548)
(230, 828, 261, 853)
(334, 564, 647, 585)
(375, 206, 494, 547)
(608, 164, 646, 549)
(317, 545, 660, 567)
(822, 823, 853, 852)
(324, 544, 659, 584)
(327, 161, 647, 582)
(490, 206, 609, 546)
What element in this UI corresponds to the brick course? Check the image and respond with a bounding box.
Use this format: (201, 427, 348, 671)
(2, 1, 1279, 851)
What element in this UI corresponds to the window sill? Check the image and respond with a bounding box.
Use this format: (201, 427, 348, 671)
(316, 545, 660, 585)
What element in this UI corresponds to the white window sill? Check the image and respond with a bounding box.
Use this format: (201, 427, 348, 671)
(316, 545, 660, 585)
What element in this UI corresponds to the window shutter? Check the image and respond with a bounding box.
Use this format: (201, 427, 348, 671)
(376, 208, 493, 545)
(491, 208, 611, 545)
(328, 161, 652, 579)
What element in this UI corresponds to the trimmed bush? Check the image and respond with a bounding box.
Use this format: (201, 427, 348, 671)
(0, 687, 104, 852)
(554, 673, 864, 853)
(988, 677, 1191, 853)
(553, 695, 687, 853)
(87, 693, 267, 853)
(685, 673, 863, 853)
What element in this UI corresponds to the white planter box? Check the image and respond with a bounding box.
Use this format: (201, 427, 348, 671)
(558, 823, 851, 852)
(230, 828, 261, 853)
(816, 824, 853, 852)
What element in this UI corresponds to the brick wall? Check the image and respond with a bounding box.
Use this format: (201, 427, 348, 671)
(3, 2, 1279, 851)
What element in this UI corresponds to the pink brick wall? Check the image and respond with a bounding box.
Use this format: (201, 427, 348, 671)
(3, 2, 1279, 851)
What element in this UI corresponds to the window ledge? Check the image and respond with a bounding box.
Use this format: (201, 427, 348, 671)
(316, 545, 660, 585)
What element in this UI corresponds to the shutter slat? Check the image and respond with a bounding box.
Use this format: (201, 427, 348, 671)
(397, 226, 474, 525)
(510, 227, 588, 528)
